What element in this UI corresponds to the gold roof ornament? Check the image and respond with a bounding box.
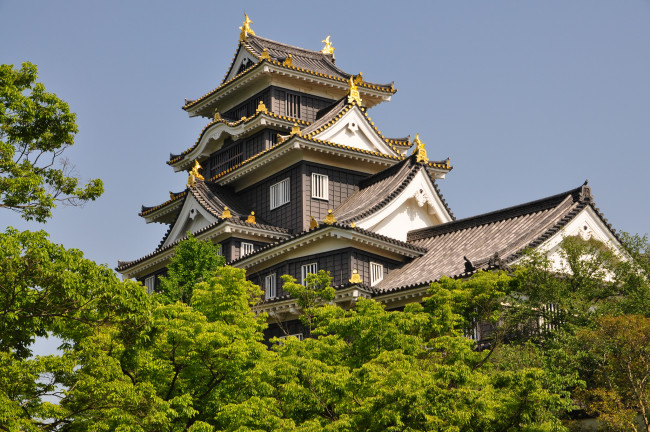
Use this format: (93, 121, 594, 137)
(354, 72, 363, 85)
(310, 216, 319, 230)
(321, 35, 335, 55)
(282, 54, 293, 67)
(239, 13, 256, 42)
(349, 269, 363, 284)
(347, 76, 363, 106)
(213, 110, 222, 121)
(221, 206, 232, 219)
(412, 133, 429, 164)
(445, 157, 450, 169)
(260, 48, 271, 60)
(246, 211, 256, 224)
(324, 209, 336, 225)
(187, 160, 204, 188)
(290, 123, 301, 136)
(277, 134, 286, 144)
(350, 222, 356, 228)
(256, 100, 268, 114)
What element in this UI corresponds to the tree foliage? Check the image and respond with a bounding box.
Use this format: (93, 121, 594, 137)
(0, 62, 103, 222)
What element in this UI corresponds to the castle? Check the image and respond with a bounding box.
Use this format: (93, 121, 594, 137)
(117, 15, 623, 339)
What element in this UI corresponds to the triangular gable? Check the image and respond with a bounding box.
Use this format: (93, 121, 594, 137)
(533, 205, 626, 271)
(311, 106, 400, 157)
(355, 169, 454, 242)
(223, 46, 259, 83)
(162, 194, 219, 248)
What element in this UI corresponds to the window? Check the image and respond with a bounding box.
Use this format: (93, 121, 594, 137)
(278, 333, 303, 341)
(286, 93, 301, 118)
(265, 274, 277, 299)
(301, 263, 318, 285)
(270, 178, 290, 209)
(216, 243, 223, 256)
(370, 262, 384, 286)
(311, 173, 329, 200)
(241, 242, 254, 257)
(144, 276, 156, 294)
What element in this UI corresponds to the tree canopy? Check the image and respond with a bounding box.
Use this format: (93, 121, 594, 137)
(0, 62, 103, 222)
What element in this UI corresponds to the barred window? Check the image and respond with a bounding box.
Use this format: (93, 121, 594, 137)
(301, 263, 318, 285)
(370, 262, 384, 286)
(241, 242, 254, 257)
(270, 178, 290, 209)
(144, 276, 156, 294)
(286, 93, 301, 118)
(265, 274, 277, 299)
(311, 173, 329, 200)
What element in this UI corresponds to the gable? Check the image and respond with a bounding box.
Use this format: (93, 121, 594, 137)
(312, 107, 399, 156)
(162, 194, 219, 247)
(356, 169, 454, 241)
(224, 48, 259, 83)
(533, 205, 626, 271)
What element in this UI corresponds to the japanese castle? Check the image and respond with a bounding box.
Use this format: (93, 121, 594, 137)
(117, 15, 624, 339)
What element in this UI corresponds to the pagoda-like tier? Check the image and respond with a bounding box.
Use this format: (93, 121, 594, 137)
(183, 16, 396, 119)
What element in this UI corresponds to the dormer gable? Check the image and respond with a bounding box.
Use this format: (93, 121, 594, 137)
(310, 105, 400, 157)
(223, 46, 260, 83)
(162, 194, 219, 248)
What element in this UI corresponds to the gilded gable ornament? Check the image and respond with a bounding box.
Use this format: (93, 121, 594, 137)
(290, 123, 301, 136)
(354, 72, 363, 85)
(239, 13, 255, 42)
(260, 48, 271, 60)
(324, 209, 336, 225)
(282, 54, 293, 67)
(221, 206, 232, 219)
(256, 100, 268, 114)
(310, 216, 319, 229)
(187, 160, 204, 188)
(321, 35, 335, 55)
(347, 76, 363, 106)
(349, 269, 363, 284)
(246, 211, 256, 224)
(213, 110, 222, 121)
(412, 133, 428, 164)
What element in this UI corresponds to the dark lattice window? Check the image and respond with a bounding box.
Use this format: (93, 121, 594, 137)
(286, 93, 301, 119)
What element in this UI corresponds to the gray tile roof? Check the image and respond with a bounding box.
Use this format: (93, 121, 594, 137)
(333, 155, 455, 223)
(373, 183, 604, 292)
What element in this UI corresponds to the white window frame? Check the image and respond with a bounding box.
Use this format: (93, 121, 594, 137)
(270, 178, 290, 210)
(241, 242, 254, 257)
(370, 262, 384, 286)
(265, 274, 277, 299)
(311, 173, 329, 200)
(301, 263, 318, 285)
(144, 275, 156, 294)
(278, 333, 304, 341)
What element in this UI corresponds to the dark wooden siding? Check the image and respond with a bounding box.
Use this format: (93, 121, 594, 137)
(271, 87, 334, 122)
(223, 88, 272, 120)
(302, 163, 368, 231)
(204, 129, 281, 179)
(350, 251, 401, 287)
(264, 319, 307, 343)
(231, 238, 271, 261)
(239, 164, 304, 233)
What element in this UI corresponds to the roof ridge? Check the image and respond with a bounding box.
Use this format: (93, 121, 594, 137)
(407, 184, 587, 242)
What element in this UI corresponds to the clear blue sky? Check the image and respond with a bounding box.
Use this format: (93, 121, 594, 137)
(2, 1, 649, 270)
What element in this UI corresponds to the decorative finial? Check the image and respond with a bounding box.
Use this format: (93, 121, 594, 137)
(350, 222, 356, 228)
(354, 72, 363, 85)
(321, 35, 335, 55)
(256, 100, 268, 114)
(445, 157, 450, 169)
(169, 191, 175, 199)
(282, 54, 293, 67)
(310, 216, 319, 229)
(239, 13, 256, 42)
(347, 76, 363, 106)
(246, 211, 256, 224)
(260, 48, 271, 60)
(349, 269, 362, 284)
(221, 206, 232, 219)
(324, 209, 336, 225)
(187, 160, 205, 188)
(277, 134, 285, 144)
(412, 133, 428, 164)
(213, 110, 222, 121)
(290, 123, 301, 136)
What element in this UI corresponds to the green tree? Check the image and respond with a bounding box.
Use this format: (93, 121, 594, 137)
(1, 62, 103, 222)
(157, 233, 225, 304)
